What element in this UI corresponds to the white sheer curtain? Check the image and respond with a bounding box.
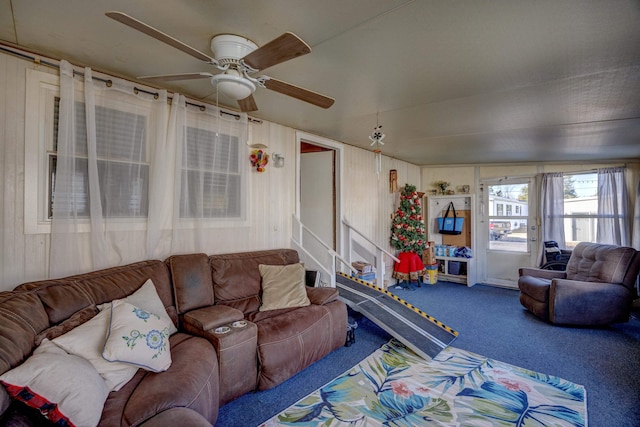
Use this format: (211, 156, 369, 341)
(50, 60, 168, 278)
(169, 98, 248, 254)
(50, 61, 247, 278)
(145, 95, 177, 259)
(539, 172, 565, 262)
(50, 60, 89, 277)
(597, 167, 629, 246)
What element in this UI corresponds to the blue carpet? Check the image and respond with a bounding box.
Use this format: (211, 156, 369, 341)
(215, 281, 640, 427)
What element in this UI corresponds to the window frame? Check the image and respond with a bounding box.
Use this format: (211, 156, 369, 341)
(26, 70, 157, 234)
(49, 96, 153, 220)
(25, 69, 249, 235)
(561, 172, 599, 247)
(486, 179, 531, 253)
(25, 69, 60, 234)
(173, 107, 249, 227)
(179, 123, 244, 220)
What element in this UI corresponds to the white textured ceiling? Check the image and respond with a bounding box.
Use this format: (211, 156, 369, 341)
(2, 0, 640, 165)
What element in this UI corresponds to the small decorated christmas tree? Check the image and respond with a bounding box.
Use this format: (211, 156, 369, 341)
(390, 184, 426, 255)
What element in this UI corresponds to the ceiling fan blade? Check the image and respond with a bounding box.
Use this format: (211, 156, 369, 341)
(264, 78, 334, 109)
(106, 11, 215, 63)
(238, 95, 258, 112)
(242, 32, 311, 71)
(138, 72, 214, 83)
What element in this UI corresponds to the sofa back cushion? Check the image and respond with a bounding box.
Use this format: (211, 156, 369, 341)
(15, 260, 176, 327)
(0, 292, 49, 376)
(166, 253, 214, 315)
(1, 260, 179, 420)
(209, 249, 299, 314)
(3, 260, 176, 377)
(565, 242, 640, 288)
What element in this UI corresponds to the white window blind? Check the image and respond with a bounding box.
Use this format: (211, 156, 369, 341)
(50, 98, 149, 218)
(180, 127, 242, 218)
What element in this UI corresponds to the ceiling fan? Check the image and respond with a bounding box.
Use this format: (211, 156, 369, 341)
(105, 11, 334, 112)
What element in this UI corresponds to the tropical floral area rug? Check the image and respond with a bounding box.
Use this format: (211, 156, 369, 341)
(260, 339, 587, 426)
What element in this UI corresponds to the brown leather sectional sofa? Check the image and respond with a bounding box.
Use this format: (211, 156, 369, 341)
(0, 249, 347, 426)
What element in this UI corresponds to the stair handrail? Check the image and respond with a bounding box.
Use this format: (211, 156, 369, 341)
(291, 215, 357, 287)
(343, 218, 400, 289)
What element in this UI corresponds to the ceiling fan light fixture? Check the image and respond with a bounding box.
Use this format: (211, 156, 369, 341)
(211, 70, 256, 100)
(105, 12, 333, 111)
(210, 34, 257, 63)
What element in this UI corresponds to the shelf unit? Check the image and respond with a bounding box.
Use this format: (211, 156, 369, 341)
(426, 194, 477, 286)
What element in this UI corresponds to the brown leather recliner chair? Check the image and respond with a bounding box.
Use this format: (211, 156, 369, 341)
(518, 242, 640, 325)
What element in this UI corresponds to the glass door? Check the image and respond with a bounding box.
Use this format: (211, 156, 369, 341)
(480, 177, 537, 288)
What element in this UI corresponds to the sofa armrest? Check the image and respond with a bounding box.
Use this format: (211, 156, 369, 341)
(181, 305, 245, 334)
(549, 279, 632, 325)
(305, 286, 339, 305)
(519, 267, 567, 280)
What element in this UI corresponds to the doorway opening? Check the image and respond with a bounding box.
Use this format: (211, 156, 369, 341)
(300, 142, 336, 249)
(295, 131, 344, 266)
(480, 177, 536, 288)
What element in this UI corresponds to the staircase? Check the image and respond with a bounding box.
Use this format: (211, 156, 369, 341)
(291, 215, 399, 288)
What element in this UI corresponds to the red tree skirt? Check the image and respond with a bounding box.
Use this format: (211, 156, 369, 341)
(392, 252, 426, 281)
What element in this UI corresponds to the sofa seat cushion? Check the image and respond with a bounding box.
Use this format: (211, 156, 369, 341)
(99, 333, 219, 427)
(250, 301, 347, 390)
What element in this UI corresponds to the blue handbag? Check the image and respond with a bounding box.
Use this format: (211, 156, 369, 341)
(437, 202, 464, 235)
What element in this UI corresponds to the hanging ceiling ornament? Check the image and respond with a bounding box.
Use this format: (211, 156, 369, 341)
(369, 113, 386, 177)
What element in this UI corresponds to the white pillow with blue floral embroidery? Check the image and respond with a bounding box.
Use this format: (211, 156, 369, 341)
(102, 300, 172, 373)
(97, 278, 177, 335)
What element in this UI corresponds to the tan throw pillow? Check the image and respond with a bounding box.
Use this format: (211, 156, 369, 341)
(258, 263, 310, 311)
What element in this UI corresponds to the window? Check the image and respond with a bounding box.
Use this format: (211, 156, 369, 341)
(25, 69, 248, 235)
(180, 126, 242, 219)
(487, 181, 529, 252)
(562, 172, 598, 247)
(49, 98, 150, 219)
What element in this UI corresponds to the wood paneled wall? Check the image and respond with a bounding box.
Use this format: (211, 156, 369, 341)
(1, 53, 53, 290)
(0, 51, 420, 291)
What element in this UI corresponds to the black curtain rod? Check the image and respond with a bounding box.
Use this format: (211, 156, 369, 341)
(0, 44, 243, 120)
